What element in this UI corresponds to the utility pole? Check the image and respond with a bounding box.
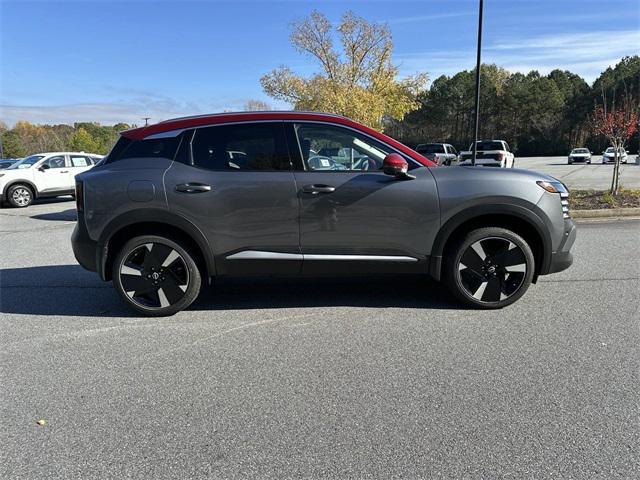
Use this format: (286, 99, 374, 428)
(471, 0, 484, 166)
(142, 117, 150, 126)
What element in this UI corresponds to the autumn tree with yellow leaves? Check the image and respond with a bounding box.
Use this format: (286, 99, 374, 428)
(260, 11, 427, 131)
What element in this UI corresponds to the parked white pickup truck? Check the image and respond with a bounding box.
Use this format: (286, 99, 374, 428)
(459, 140, 515, 168)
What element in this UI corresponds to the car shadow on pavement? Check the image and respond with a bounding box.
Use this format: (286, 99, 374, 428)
(194, 275, 462, 311)
(0, 265, 132, 317)
(30, 209, 78, 221)
(0, 265, 462, 317)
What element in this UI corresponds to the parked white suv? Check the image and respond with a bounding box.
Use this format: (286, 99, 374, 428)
(0, 152, 101, 207)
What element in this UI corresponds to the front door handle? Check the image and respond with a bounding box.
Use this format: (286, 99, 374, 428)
(301, 184, 336, 194)
(175, 182, 212, 193)
(60, 170, 69, 173)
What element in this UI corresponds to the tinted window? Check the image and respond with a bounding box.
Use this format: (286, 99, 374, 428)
(120, 137, 181, 161)
(294, 123, 391, 171)
(192, 123, 290, 171)
(416, 144, 445, 154)
(472, 141, 505, 151)
(105, 136, 132, 163)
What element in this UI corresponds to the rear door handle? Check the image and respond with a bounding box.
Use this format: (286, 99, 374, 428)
(175, 182, 212, 193)
(60, 170, 69, 173)
(301, 184, 336, 194)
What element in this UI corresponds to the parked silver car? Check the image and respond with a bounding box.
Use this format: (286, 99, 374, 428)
(568, 148, 591, 164)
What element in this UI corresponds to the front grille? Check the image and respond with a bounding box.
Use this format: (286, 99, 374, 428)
(561, 192, 570, 218)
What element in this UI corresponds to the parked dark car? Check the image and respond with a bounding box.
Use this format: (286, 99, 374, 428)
(72, 111, 575, 316)
(0, 159, 19, 169)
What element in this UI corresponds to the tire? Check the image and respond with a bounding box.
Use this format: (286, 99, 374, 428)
(568, 160, 573, 165)
(443, 227, 535, 309)
(112, 235, 202, 316)
(6, 184, 34, 208)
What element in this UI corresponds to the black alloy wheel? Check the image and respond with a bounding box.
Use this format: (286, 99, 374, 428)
(445, 227, 535, 308)
(113, 235, 201, 316)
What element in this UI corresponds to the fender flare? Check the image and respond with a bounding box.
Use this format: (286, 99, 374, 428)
(97, 208, 215, 280)
(3, 179, 39, 199)
(428, 203, 552, 281)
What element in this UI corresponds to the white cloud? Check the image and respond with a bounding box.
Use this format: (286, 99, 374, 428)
(388, 12, 474, 24)
(0, 97, 260, 127)
(394, 30, 640, 82)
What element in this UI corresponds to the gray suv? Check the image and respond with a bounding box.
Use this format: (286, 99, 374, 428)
(72, 112, 575, 316)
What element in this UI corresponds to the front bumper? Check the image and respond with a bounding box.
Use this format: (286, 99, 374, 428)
(547, 219, 576, 274)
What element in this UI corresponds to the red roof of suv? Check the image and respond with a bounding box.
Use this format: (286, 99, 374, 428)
(121, 111, 436, 167)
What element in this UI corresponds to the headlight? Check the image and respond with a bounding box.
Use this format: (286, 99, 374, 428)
(537, 180, 568, 194)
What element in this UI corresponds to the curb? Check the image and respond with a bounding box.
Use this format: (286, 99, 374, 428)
(571, 207, 640, 218)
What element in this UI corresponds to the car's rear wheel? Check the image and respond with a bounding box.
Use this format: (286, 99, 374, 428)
(7, 184, 34, 208)
(112, 235, 202, 316)
(444, 227, 535, 309)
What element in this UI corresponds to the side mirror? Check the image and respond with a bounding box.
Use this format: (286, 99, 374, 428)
(383, 153, 414, 180)
(38, 164, 50, 172)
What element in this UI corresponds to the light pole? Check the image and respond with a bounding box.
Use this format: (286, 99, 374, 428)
(471, 0, 484, 167)
(143, 117, 150, 126)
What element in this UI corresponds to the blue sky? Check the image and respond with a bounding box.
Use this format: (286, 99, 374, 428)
(1, 0, 639, 126)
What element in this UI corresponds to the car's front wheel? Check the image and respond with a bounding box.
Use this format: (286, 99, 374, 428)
(112, 235, 202, 316)
(444, 227, 535, 309)
(7, 184, 34, 208)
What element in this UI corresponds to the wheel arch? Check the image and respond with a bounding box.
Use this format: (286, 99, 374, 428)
(4, 179, 39, 199)
(98, 209, 215, 282)
(429, 204, 552, 282)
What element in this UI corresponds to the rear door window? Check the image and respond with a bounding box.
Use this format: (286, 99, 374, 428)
(70, 155, 92, 167)
(191, 122, 290, 171)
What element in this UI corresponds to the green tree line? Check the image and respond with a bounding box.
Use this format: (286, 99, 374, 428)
(385, 56, 640, 156)
(0, 122, 131, 159)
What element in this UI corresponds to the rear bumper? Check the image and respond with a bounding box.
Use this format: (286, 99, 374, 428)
(71, 216, 99, 273)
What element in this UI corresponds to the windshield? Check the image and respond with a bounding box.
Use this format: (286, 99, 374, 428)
(470, 141, 504, 151)
(572, 148, 589, 153)
(417, 144, 445, 154)
(7, 155, 45, 169)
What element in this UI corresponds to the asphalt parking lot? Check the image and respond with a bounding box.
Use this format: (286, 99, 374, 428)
(1, 198, 639, 479)
(516, 156, 640, 189)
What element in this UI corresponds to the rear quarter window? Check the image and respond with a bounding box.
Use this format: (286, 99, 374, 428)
(106, 135, 182, 163)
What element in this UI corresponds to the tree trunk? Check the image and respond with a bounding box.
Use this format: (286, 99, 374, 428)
(610, 146, 621, 196)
